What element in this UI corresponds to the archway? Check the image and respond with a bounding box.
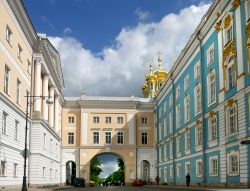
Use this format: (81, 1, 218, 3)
(66, 161, 76, 185)
(141, 160, 150, 182)
(90, 153, 125, 186)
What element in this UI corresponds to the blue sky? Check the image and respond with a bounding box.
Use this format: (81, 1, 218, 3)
(24, 0, 211, 97)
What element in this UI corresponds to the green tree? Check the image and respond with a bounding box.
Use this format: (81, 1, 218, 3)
(90, 156, 102, 183)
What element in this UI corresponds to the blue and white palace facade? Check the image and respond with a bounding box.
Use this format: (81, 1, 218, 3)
(155, 0, 250, 187)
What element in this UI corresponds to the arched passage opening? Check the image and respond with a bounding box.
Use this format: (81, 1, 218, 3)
(66, 161, 76, 185)
(90, 153, 125, 186)
(141, 160, 150, 182)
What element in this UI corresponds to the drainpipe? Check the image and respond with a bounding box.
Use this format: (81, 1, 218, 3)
(170, 74, 176, 185)
(197, 31, 206, 186)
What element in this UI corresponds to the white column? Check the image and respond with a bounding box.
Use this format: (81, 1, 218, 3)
(42, 74, 49, 120)
(34, 60, 41, 112)
(81, 111, 88, 145)
(128, 113, 135, 145)
(218, 29, 224, 103)
(54, 95, 59, 132)
(49, 86, 55, 128)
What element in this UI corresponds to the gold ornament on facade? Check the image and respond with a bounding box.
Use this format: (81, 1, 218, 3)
(164, 140, 167, 144)
(209, 111, 215, 117)
(196, 120, 201, 125)
(232, 0, 241, 9)
(245, 22, 250, 47)
(185, 127, 189, 133)
(227, 99, 235, 106)
(223, 15, 232, 29)
(223, 40, 236, 63)
(214, 20, 222, 32)
(170, 136, 173, 141)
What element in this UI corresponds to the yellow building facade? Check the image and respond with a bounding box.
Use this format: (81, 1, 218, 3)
(61, 94, 155, 184)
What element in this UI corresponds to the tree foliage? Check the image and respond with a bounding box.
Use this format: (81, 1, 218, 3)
(105, 158, 124, 184)
(90, 156, 102, 183)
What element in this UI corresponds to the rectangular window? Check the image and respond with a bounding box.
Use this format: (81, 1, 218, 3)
(194, 61, 200, 79)
(170, 166, 173, 178)
(117, 131, 124, 144)
(93, 132, 99, 144)
(44, 133, 47, 149)
(6, 26, 12, 45)
(228, 65, 235, 89)
(229, 155, 238, 175)
(142, 132, 148, 144)
(164, 144, 168, 160)
(43, 167, 46, 178)
(105, 132, 111, 144)
(15, 120, 19, 140)
(27, 60, 31, 74)
(17, 44, 23, 60)
(16, 79, 21, 104)
(169, 112, 173, 133)
(105, 116, 111, 124)
(210, 157, 218, 176)
(228, 106, 237, 134)
(169, 141, 173, 157)
(208, 71, 216, 104)
(196, 125, 202, 146)
(176, 136, 181, 153)
(196, 160, 203, 177)
(176, 86, 180, 99)
(93, 116, 99, 123)
(50, 139, 53, 153)
(209, 117, 217, 141)
(177, 164, 181, 177)
(55, 170, 58, 179)
(185, 131, 190, 150)
(50, 169, 52, 179)
(176, 104, 181, 128)
(184, 96, 190, 122)
(2, 112, 7, 135)
(141, 117, 148, 124)
(207, 45, 214, 64)
(68, 132, 74, 144)
(185, 162, 190, 175)
(0, 161, 6, 176)
(117, 117, 124, 124)
(184, 75, 189, 91)
(169, 95, 173, 108)
(4, 65, 10, 94)
(13, 163, 18, 177)
(226, 26, 232, 45)
(195, 85, 202, 115)
(68, 117, 74, 123)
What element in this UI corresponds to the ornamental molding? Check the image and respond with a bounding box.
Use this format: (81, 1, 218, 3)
(223, 40, 237, 64)
(245, 22, 250, 47)
(196, 120, 201, 125)
(214, 20, 222, 32)
(227, 99, 235, 106)
(223, 14, 232, 29)
(209, 111, 215, 117)
(232, 0, 241, 9)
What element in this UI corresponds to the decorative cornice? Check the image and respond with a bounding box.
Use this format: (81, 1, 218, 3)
(209, 111, 215, 117)
(232, 0, 241, 9)
(227, 99, 235, 106)
(214, 20, 222, 32)
(223, 14, 232, 29)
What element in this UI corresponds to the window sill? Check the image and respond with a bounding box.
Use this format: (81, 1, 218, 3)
(185, 149, 190, 155)
(196, 174, 203, 178)
(209, 173, 218, 177)
(208, 139, 218, 147)
(195, 145, 202, 151)
(228, 173, 239, 176)
(208, 100, 216, 108)
(177, 152, 181, 158)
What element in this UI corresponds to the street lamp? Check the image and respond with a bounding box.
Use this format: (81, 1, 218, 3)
(21, 92, 53, 191)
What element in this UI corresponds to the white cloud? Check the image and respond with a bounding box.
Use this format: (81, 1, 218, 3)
(135, 8, 151, 21)
(99, 161, 118, 178)
(63, 27, 72, 35)
(49, 3, 210, 97)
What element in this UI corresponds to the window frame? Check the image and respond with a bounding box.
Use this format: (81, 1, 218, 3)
(226, 104, 238, 135)
(207, 69, 216, 106)
(93, 131, 100, 144)
(0, 160, 6, 177)
(105, 116, 112, 124)
(68, 132, 74, 144)
(194, 84, 202, 115)
(105, 131, 111, 144)
(208, 116, 217, 141)
(194, 61, 201, 79)
(209, 156, 218, 176)
(227, 151, 239, 176)
(196, 159, 203, 177)
(4, 65, 10, 95)
(207, 43, 214, 65)
(117, 131, 124, 144)
(6, 26, 12, 45)
(16, 79, 21, 104)
(93, 116, 99, 124)
(142, 132, 148, 144)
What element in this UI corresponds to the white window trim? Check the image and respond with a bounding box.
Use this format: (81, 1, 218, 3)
(176, 85, 180, 100)
(169, 111, 173, 134)
(116, 131, 124, 145)
(164, 167, 168, 183)
(105, 131, 112, 145)
(184, 75, 189, 91)
(194, 84, 202, 115)
(207, 69, 216, 107)
(196, 159, 203, 177)
(207, 43, 214, 65)
(177, 163, 181, 178)
(184, 95, 190, 123)
(176, 103, 181, 128)
(224, 24, 233, 46)
(93, 131, 100, 145)
(164, 143, 168, 161)
(226, 103, 238, 136)
(226, 55, 236, 91)
(185, 161, 190, 175)
(208, 116, 218, 142)
(227, 151, 240, 176)
(195, 125, 203, 147)
(185, 130, 191, 154)
(209, 155, 218, 176)
(194, 61, 200, 79)
(170, 165, 173, 178)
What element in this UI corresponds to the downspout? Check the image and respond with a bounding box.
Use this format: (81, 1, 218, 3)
(169, 74, 175, 185)
(197, 31, 206, 186)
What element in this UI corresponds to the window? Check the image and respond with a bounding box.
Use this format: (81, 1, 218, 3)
(169, 141, 173, 157)
(93, 116, 99, 123)
(195, 84, 201, 115)
(50, 169, 52, 179)
(208, 70, 216, 105)
(227, 105, 237, 135)
(105, 132, 111, 144)
(209, 117, 217, 141)
(164, 144, 168, 160)
(185, 162, 190, 175)
(16, 79, 21, 104)
(228, 62, 235, 90)
(164, 102, 167, 113)
(184, 95, 190, 122)
(207, 45, 214, 65)
(117, 117, 123, 124)
(196, 159, 203, 177)
(176, 85, 180, 99)
(27, 60, 31, 74)
(159, 122, 162, 140)
(184, 75, 189, 91)
(141, 117, 148, 124)
(50, 139, 53, 153)
(170, 166, 173, 178)
(169, 95, 173, 108)
(68, 132, 74, 144)
(0, 161, 6, 176)
(6, 26, 12, 45)
(194, 61, 200, 79)
(13, 163, 18, 177)
(164, 167, 168, 182)
(176, 104, 181, 128)
(44, 133, 47, 149)
(117, 131, 124, 144)
(142, 132, 148, 144)
(176, 136, 181, 153)
(185, 130, 190, 150)
(225, 26, 233, 45)
(93, 132, 99, 144)
(17, 44, 23, 60)
(150, 83, 153, 90)
(159, 146, 162, 162)
(169, 112, 173, 133)
(15, 120, 19, 140)
(177, 164, 181, 178)
(105, 116, 111, 124)
(68, 117, 74, 123)
(4, 65, 10, 94)
(209, 156, 218, 176)
(228, 153, 239, 175)
(55, 170, 58, 179)
(42, 167, 46, 178)
(2, 112, 7, 135)
(247, 0, 250, 20)
(196, 125, 202, 146)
